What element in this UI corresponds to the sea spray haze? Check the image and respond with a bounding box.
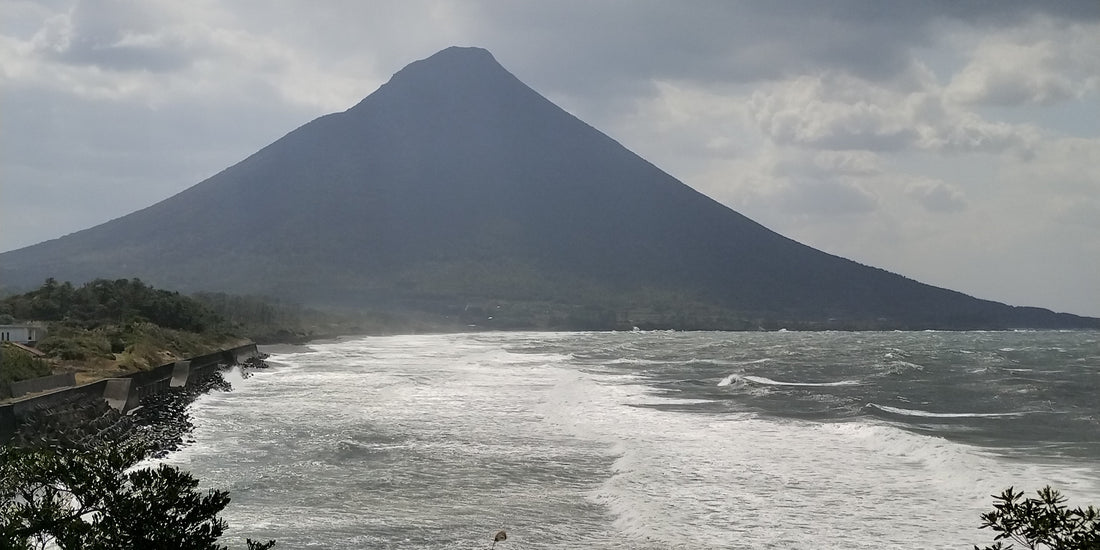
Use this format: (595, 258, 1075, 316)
(1, 47, 1096, 330)
(163, 330, 1100, 549)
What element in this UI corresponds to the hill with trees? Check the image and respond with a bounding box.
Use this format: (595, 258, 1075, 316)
(0, 278, 399, 388)
(0, 278, 246, 385)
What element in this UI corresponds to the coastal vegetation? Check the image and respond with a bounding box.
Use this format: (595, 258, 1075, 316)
(0, 278, 244, 386)
(1, 401, 276, 549)
(0, 344, 51, 386)
(0, 277, 442, 392)
(976, 487, 1099, 549)
(2, 278, 223, 333)
(2, 322, 277, 548)
(0, 278, 339, 388)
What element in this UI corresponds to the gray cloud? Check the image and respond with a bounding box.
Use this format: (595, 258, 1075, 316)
(0, 75, 318, 250)
(468, 0, 1099, 99)
(905, 179, 968, 213)
(778, 179, 878, 217)
(32, 1, 199, 72)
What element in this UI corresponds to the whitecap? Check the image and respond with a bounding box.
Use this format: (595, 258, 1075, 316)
(866, 403, 1024, 418)
(742, 375, 862, 387)
(880, 360, 925, 375)
(716, 374, 745, 387)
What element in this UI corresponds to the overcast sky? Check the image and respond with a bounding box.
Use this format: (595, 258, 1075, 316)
(2, 0, 1098, 316)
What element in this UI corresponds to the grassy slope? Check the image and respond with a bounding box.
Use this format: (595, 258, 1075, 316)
(38, 321, 248, 385)
(0, 279, 251, 390)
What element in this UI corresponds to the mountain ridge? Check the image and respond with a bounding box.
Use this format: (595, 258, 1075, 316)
(2, 46, 1096, 330)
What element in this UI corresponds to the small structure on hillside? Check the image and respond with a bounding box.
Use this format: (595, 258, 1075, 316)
(0, 324, 46, 347)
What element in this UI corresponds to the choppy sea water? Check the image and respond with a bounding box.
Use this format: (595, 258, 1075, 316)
(163, 331, 1100, 549)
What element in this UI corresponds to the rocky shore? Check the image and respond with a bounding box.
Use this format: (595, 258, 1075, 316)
(8, 354, 270, 459)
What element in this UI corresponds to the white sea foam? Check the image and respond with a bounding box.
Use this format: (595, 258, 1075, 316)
(742, 358, 772, 364)
(162, 332, 1100, 550)
(879, 359, 926, 375)
(716, 374, 744, 387)
(605, 357, 694, 366)
(221, 366, 247, 386)
(866, 402, 1026, 418)
(574, 385, 1081, 549)
(722, 373, 865, 388)
(741, 375, 862, 387)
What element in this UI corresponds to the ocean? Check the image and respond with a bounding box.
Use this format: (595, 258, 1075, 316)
(162, 331, 1100, 549)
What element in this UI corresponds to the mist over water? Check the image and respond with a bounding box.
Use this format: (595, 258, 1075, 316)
(163, 331, 1100, 549)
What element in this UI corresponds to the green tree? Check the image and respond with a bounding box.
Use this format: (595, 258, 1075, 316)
(0, 442, 274, 550)
(1, 278, 229, 334)
(976, 486, 1100, 550)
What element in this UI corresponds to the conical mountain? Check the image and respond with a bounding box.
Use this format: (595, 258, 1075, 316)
(1, 47, 1094, 329)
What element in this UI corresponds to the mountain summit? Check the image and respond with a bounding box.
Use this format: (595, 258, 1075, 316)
(1, 47, 1095, 330)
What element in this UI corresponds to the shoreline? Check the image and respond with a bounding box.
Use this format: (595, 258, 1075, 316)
(0, 344, 265, 448)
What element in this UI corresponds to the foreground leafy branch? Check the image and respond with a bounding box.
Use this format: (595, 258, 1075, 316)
(976, 486, 1100, 550)
(0, 441, 273, 550)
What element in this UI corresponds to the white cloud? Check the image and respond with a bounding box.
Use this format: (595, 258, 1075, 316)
(692, 146, 883, 223)
(946, 18, 1100, 106)
(604, 80, 755, 169)
(749, 74, 918, 152)
(748, 71, 1040, 156)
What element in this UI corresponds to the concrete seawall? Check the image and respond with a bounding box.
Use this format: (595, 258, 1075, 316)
(9, 372, 77, 398)
(0, 343, 260, 444)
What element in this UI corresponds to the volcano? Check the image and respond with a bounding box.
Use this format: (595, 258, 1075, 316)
(1, 47, 1094, 330)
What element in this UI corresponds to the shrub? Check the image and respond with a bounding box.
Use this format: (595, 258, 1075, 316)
(976, 486, 1100, 550)
(0, 344, 51, 385)
(38, 325, 112, 361)
(0, 441, 275, 550)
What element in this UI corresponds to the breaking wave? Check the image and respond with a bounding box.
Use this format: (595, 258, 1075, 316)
(866, 403, 1026, 418)
(741, 375, 863, 387)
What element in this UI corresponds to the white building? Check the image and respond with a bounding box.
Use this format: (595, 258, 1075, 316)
(0, 324, 46, 345)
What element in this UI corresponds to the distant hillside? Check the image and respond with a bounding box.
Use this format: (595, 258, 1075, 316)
(0, 278, 244, 383)
(1, 47, 1096, 330)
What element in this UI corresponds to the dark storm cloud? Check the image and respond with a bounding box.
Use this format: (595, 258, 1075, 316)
(468, 0, 1100, 99)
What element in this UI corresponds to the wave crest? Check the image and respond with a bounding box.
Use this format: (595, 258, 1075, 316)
(866, 402, 1024, 418)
